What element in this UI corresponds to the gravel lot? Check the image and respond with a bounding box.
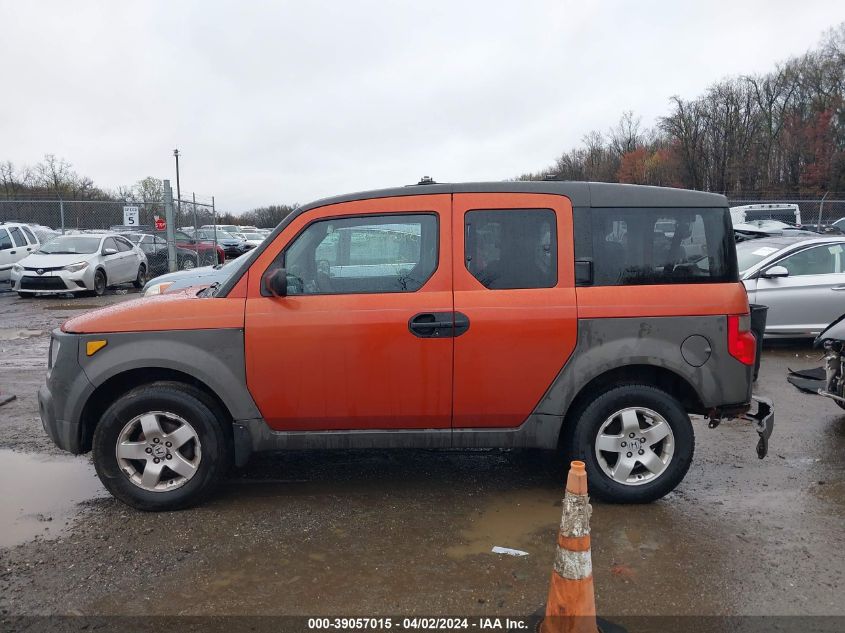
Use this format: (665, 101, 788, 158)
(1, 288, 843, 621)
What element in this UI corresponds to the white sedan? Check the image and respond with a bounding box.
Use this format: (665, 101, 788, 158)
(11, 233, 148, 297)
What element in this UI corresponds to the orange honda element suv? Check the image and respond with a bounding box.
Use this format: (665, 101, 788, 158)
(39, 182, 773, 510)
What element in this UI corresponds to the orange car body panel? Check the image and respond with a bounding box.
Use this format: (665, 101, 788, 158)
(62, 289, 245, 334)
(576, 283, 749, 319)
(451, 193, 578, 428)
(244, 194, 454, 431)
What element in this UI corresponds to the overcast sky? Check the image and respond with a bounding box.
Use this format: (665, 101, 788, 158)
(1, 1, 841, 212)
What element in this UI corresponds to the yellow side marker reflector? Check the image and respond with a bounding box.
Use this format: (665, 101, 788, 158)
(86, 340, 107, 356)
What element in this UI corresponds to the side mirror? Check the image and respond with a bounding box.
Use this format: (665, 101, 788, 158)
(264, 267, 288, 297)
(103, 247, 118, 256)
(762, 265, 789, 278)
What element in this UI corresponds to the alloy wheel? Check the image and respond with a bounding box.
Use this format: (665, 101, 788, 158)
(115, 411, 202, 492)
(594, 406, 675, 486)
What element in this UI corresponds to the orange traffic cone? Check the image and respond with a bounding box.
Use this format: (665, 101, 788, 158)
(540, 461, 598, 633)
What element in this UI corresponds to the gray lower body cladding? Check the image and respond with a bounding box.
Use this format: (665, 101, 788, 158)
(39, 327, 260, 454)
(41, 315, 753, 457)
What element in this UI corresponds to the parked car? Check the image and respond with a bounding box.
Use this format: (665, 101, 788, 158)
(200, 224, 241, 234)
(27, 224, 60, 245)
(141, 249, 258, 296)
(11, 233, 147, 296)
(124, 233, 201, 275)
(193, 229, 252, 257)
(0, 221, 41, 281)
(730, 203, 801, 225)
(733, 220, 817, 237)
(239, 231, 266, 247)
(115, 226, 225, 266)
(738, 235, 845, 338)
(39, 181, 773, 511)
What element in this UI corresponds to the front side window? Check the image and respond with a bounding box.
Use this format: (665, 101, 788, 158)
(276, 213, 438, 295)
(465, 209, 557, 289)
(778, 244, 843, 276)
(581, 207, 736, 286)
(115, 237, 134, 252)
(0, 229, 11, 250)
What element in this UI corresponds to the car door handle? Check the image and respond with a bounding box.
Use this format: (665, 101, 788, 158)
(408, 312, 471, 338)
(832, 285, 845, 291)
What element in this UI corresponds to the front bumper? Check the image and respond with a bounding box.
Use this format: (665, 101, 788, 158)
(12, 267, 93, 294)
(38, 330, 95, 454)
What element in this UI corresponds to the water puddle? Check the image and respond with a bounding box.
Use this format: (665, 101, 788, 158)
(0, 328, 44, 341)
(0, 449, 107, 548)
(43, 304, 101, 311)
(445, 488, 561, 559)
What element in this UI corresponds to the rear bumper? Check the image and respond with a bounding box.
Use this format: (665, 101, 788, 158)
(709, 394, 774, 459)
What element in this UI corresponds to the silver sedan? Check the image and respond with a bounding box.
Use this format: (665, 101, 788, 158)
(739, 235, 845, 338)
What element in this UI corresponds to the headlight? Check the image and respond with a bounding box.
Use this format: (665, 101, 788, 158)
(12, 263, 23, 272)
(143, 282, 174, 297)
(63, 261, 89, 273)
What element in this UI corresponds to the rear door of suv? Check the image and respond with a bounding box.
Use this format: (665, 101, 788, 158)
(245, 194, 454, 431)
(451, 193, 578, 428)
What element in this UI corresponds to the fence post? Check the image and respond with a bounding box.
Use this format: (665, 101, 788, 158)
(164, 180, 177, 272)
(192, 192, 199, 235)
(817, 191, 829, 227)
(212, 196, 218, 263)
(59, 199, 65, 234)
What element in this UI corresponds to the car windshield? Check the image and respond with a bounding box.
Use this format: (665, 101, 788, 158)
(126, 234, 142, 243)
(735, 240, 785, 273)
(243, 232, 263, 240)
(38, 235, 101, 254)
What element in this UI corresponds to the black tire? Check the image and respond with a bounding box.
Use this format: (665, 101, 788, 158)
(17, 292, 30, 298)
(132, 264, 147, 289)
(566, 385, 694, 503)
(93, 269, 106, 296)
(92, 381, 231, 511)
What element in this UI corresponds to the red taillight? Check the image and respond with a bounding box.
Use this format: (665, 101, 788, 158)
(728, 314, 756, 366)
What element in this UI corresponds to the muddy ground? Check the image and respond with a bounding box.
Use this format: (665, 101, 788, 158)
(0, 286, 843, 620)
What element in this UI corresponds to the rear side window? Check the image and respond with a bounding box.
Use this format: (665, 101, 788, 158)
(465, 209, 557, 289)
(21, 226, 37, 244)
(9, 227, 26, 247)
(578, 207, 737, 286)
(278, 213, 438, 295)
(0, 229, 11, 250)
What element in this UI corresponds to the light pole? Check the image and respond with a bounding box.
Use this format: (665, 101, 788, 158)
(173, 149, 182, 226)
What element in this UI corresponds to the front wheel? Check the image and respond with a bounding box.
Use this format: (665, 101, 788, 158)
(567, 385, 694, 503)
(133, 264, 147, 289)
(92, 382, 231, 511)
(92, 269, 107, 296)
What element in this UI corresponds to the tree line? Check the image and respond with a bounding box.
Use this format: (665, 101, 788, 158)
(520, 24, 845, 196)
(0, 157, 299, 228)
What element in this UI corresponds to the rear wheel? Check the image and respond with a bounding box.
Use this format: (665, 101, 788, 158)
(180, 257, 196, 270)
(567, 385, 694, 503)
(132, 264, 147, 289)
(92, 381, 231, 511)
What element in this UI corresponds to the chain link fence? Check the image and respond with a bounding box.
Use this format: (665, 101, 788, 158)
(0, 193, 225, 284)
